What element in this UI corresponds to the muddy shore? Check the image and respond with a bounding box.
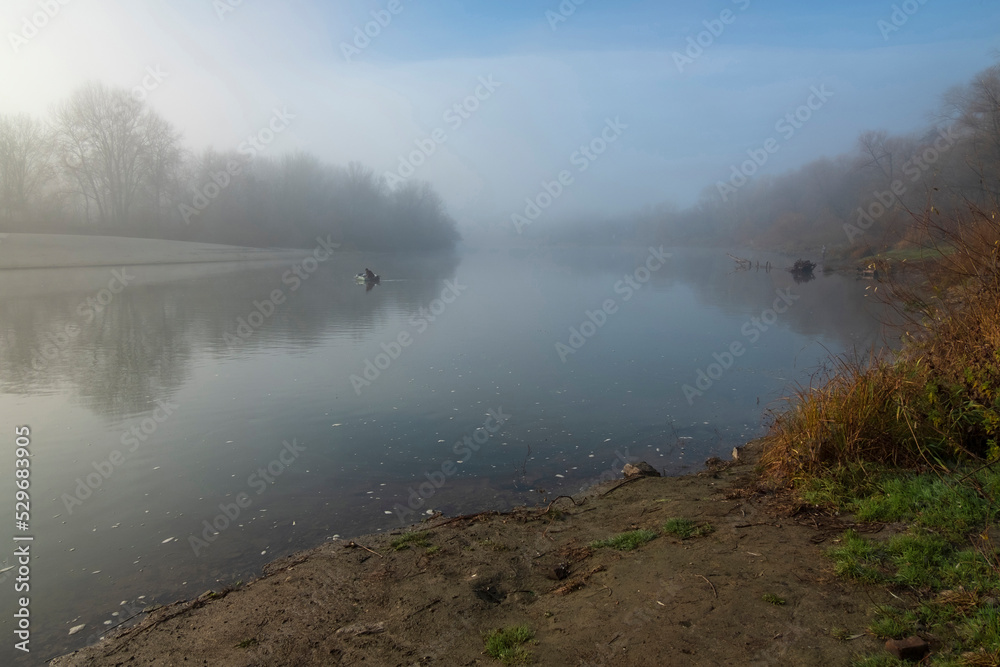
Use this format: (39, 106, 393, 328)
(50, 443, 889, 666)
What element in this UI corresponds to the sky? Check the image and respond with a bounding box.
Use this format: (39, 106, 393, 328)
(1, 0, 998, 237)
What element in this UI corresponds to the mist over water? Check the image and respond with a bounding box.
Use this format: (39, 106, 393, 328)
(2, 3, 997, 662)
(0, 247, 894, 661)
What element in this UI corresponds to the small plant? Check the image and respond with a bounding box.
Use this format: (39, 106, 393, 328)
(483, 625, 534, 664)
(762, 593, 786, 606)
(590, 529, 658, 551)
(391, 530, 431, 551)
(830, 627, 851, 641)
(828, 530, 886, 584)
(235, 637, 259, 649)
(662, 518, 714, 539)
(867, 606, 918, 639)
(425, 545, 441, 555)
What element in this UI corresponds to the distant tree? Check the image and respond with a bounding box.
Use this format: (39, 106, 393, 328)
(390, 180, 460, 250)
(53, 82, 181, 227)
(943, 62, 1000, 191)
(856, 130, 896, 186)
(2, 82, 458, 251)
(140, 113, 184, 227)
(0, 114, 52, 224)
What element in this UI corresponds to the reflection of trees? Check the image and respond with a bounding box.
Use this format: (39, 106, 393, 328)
(678, 251, 898, 349)
(71, 289, 193, 417)
(545, 246, 895, 350)
(0, 254, 458, 418)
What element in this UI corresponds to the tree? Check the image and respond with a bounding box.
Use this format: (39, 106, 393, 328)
(53, 82, 181, 227)
(856, 130, 895, 184)
(0, 114, 52, 224)
(140, 113, 184, 227)
(943, 62, 1000, 192)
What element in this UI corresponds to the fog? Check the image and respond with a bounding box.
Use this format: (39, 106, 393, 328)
(0, 0, 998, 245)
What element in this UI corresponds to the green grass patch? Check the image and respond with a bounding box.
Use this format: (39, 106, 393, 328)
(867, 605, 919, 639)
(824, 491, 1000, 663)
(483, 625, 534, 664)
(875, 245, 955, 263)
(390, 530, 432, 551)
(852, 473, 995, 541)
(851, 654, 909, 667)
(828, 529, 887, 583)
(958, 604, 1000, 658)
(662, 518, 714, 539)
(762, 593, 786, 606)
(822, 466, 1000, 663)
(590, 529, 658, 551)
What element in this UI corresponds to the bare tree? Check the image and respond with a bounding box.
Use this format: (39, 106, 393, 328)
(53, 82, 181, 227)
(140, 113, 184, 226)
(856, 129, 895, 183)
(0, 114, 52, 224)
(942, 62, 1000, 191)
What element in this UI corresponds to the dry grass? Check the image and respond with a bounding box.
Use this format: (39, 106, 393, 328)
(760, 199, 1000, 484)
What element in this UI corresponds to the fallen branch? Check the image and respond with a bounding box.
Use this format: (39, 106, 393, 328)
(347, 541, 383, 558)
(599, 476, 643, 497)
(536, 495, 584, 516)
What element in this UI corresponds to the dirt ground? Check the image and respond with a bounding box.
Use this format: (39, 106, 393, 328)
(50, 442, 891, 666)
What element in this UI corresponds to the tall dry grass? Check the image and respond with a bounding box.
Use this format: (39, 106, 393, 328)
(761, 199, 1000, 484)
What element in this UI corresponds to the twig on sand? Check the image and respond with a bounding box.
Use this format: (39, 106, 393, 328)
(599, 476, 643, 497)
(697, 574, 717, 598)
(347, 541, 383, 558)
(536, 495, 584, 515)
(430, 510, 502, 528)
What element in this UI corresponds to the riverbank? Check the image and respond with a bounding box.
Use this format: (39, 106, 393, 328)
(0, 233, 314, 269)
(50, 442, 890, 666)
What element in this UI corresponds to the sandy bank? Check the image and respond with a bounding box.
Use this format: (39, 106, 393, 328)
(50, 444, 889, 666)
(0, 233, 314, 270)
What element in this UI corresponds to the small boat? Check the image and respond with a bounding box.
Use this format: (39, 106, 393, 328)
(355, 269, 380, 285)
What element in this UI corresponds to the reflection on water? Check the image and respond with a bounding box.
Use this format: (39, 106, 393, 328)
(0, 255, 460, 417)
(0, 247, 894, 662)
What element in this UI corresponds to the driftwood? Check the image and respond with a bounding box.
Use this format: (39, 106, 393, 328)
(728, 254, 771, 272)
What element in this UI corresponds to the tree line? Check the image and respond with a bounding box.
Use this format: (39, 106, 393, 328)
(0, 82, 460, 251)
(536, 61, 1000, 256)
(669, 60, 1000, 254)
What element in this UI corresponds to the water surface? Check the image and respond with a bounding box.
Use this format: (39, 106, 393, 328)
(0, 246, 893, 662)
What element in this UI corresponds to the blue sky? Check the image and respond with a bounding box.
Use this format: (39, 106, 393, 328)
(1, 0, 998, 235)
